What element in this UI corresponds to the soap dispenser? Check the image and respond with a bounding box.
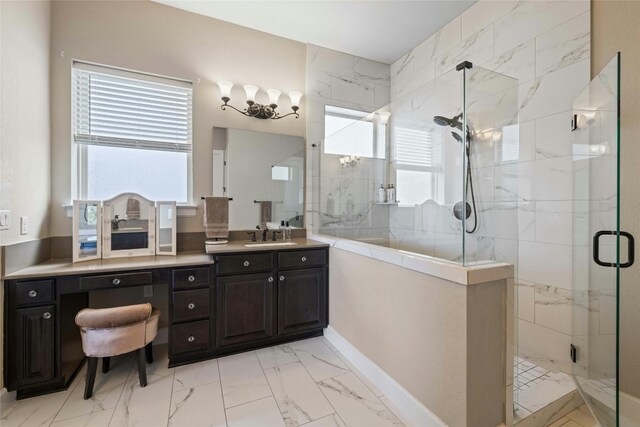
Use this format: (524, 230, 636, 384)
(285, 221, 291, 240)
(378, 184, 386, 203)
(280, 220, 286, 240)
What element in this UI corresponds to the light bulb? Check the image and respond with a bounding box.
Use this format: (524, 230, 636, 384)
(243, 84, 259, 103)
(217, 81, 233, 100)
(288, 91, 302, 108)
(267, 89, 281, 106)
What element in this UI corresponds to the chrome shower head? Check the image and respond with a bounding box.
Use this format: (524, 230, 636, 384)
(433, 114, 463, 131)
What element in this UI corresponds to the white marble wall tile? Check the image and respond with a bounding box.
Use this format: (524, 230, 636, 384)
(375, 83, 391, 109)
(480, 40, 536, 85)
(535, 201, 573, 245)
(317, 373, 403, 427)
(307, 45, 354, 76)
(517, 319, 572, 374)
(517, 372, 576, 413)
(331, 76, 375, 106)
(434, 16, 462, 58)
(494, 237, 518, 265)
(535, 111, 573, 159)
(435, 25, 494, 77)
(390, 51, 414, 84)
(172, 358, 220, 392)
(518, 201, 535, 241)
(518, 59, 590, 122)
(495, 162, 520, 201)
(494, 0, 590, 56)
(412, 33, 437, 71)
(291, 338, 350, 382)
(519, 240, 572, 289)
(307, 69, 333, 100)
(517, 280, 536, 322)
(226, 396, 286, 427)
(264, 362, 335, 426)
(536, 11, 590, 77)
(168, 381, 226, 427)
(461, 0, 517, 40)
(354, 58, 390, 85)
(218, 351, 272, 409)
(532, 156, 573, 201)
(534, 284, 573, 335)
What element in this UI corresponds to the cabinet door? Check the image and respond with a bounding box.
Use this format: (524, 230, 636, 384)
(278, 268, 326, 336)
(216, 273, 275, 347)
(14, 305, 55, 386)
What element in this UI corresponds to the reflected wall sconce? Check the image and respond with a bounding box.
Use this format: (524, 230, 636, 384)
(339, 155, 360, 168)
(216, 81, 302, 120)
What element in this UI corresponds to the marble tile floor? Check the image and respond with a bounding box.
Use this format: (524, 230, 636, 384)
(0, 337, 411, 427)
(513, 357, 597, 426)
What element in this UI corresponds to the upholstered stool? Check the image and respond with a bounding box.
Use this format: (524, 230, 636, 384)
(75, 303, 160, 399)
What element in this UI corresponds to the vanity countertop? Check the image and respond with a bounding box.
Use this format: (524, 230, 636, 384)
(3, 239, 329, 280)
(204, 238, 329, 255)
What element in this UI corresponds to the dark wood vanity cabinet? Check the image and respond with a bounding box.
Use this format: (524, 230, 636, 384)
(4, 244, 328, 397)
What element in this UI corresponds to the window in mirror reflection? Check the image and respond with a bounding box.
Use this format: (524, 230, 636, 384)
(272, 166, 291, 181)
(324, 105, 385, 159)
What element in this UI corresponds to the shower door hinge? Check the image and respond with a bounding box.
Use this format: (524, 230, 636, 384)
(570, 344, 577, 363)
(571, 114, 578, 131)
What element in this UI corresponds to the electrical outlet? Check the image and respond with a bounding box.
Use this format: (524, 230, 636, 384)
(0, 210, 9, 230)
(20, 216, 28, 235)
(143, 285, 153, 298)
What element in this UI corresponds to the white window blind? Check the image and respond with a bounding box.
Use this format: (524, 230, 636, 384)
(73, 63, 192, 153)
(393, 125, 439, 168)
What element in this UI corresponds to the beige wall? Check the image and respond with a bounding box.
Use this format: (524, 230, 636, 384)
(591, 0, 640, 400)
(0, 0, 52, 245)
(329, 248, 507, 427)
(0, 0, 52, 391)
(50, 0, 306, 237)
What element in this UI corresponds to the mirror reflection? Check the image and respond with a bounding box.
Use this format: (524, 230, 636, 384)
(213, 128, 305, 230)
(157, 202, 176, 254)
(74, 201, 100, 260)
(103, 193, 155, 255)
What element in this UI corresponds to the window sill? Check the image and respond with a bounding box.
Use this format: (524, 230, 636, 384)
(63, 203, 198, 218)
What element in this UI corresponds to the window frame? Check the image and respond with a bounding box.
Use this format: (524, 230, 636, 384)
(71, 61, 194, 205)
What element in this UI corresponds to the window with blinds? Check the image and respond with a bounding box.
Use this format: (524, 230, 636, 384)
(72, 62, 192, 203)
(393, 125, 439, 169)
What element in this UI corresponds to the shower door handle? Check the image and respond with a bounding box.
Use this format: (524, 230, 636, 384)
(593, 230, 635, 268)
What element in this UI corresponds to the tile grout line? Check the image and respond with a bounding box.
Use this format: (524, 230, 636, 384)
(47, 361, 88, 426)
(216, 359, 229, 427)
(165, 358, 177, 427)
(258, 350, 289, 426)
(107, 357, 136, 426)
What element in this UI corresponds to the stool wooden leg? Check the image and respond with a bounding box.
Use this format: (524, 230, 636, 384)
(145, 342, 153, 364)
(136, 348, 147, 387)
(84, 357, 98, 400)
(102, 357, 110, 374)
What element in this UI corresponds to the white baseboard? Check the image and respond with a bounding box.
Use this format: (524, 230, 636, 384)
(324, 326, 447, 427)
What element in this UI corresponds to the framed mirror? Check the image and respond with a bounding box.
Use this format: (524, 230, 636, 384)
(156, 201, 177, 255)
(102, 192, 155, 258)
(72, 200, 102, 263)
(213, 127, 305, 230)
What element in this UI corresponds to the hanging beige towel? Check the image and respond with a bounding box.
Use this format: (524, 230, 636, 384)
(203, 197, 229, 239)
(259, 201, 272, 228)
(126, 198, 140, 219)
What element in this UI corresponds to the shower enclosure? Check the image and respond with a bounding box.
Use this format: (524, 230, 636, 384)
(315, 61, 519, 267)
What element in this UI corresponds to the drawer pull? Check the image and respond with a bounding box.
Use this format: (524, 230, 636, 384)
(279, 275, 285, 282)
(28, 290, 38, 298)
(43, 312, 52, 320)
(188, 275, 195, 283)
(112, 278, 121, 285)
(187, 303, 195, 310)
(243, 261, 250, 267)
(187, 335, 195, 343)
(301, 256, 307, 262)
(268, 277, 274, 283)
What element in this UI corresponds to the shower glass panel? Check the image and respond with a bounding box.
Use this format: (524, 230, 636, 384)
(315, 63, 519, 267)
(571, 53, 621, 427)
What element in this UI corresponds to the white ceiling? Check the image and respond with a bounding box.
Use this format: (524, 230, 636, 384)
(152, 1, 476, 64)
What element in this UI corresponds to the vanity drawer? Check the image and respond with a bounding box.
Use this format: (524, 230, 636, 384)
(15, 280, 55, 306)
(172, 289, 210, 323)
(172, 267, 210, 290)
(79, 271, 153, 291)
(215, 253, 274, 275)
(278, 249, 327, 269)
(171, 320, 210, 355)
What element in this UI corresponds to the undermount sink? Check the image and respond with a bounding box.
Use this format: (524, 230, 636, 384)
(244, 242, 298, 247)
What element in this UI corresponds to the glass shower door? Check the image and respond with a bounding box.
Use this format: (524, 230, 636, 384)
(572, 53, 628, 427)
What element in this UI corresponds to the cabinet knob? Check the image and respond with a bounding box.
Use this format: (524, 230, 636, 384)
(187, 303, 195, 310)
(301, 256, 307, 262)
(28, 290, 38, 298)
(268, 277, 274, 283)
(187, 335, 195, 343)
(279, 275, 285, 281)
(188, 275, 195, 282)
(243, 261, 250, 267)
(43, 312, 52, 320)
(112, 278, 121, 285)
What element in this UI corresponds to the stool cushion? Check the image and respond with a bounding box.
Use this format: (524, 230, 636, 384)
(75, 303, 160, 358)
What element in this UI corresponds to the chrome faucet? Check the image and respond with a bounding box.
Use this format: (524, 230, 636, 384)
(112, 215, 127, 230)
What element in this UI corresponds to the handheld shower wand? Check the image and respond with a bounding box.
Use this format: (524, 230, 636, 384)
(433, 114, 478, 234)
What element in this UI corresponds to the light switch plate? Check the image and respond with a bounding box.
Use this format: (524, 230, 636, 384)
(20, 216, 28, 235)
(0, 210, 10, 230)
